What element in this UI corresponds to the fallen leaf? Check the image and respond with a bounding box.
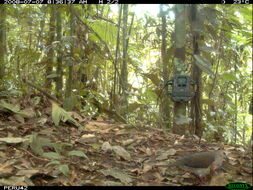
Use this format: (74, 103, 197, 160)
(146, 148, 152, 156)
(69, 111, 84, 122)
(153, 172, 164, 182)
(42, 152, 63, 160)
(80, 134, 97, 143)
(167, 148, 177, 156)
(16, 169, 40, 178)
(112, 146, 131, 161)
(156, 152, 169, 161)
(101, 168, 132, 185)
(96, 117, 104, 122)
(101, 142, 112, 153)
(68, 150, 88, 159)
(104, 181, 123, 186)
(182, 172, 191, 178)
(45, 160, 61, 167)
(22, 107, 36, 118)
(0, 167, 13, 178)
(37, 117, 47, 125)
(58, 164, 69, 177)
(0, 176, 29, 186)
(0, 137, 26, 144)
(122, 139, 134, 146)
(91, 143, 100, 150)
(13, 114, 25, 123)
(143, 164, 153, 173)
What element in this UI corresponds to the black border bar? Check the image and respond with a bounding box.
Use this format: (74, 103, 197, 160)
(1, 0, 253, 4)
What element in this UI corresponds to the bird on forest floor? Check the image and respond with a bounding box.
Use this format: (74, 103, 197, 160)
(166, 150, 226, 184)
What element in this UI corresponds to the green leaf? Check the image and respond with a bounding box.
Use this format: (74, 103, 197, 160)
(193, 55, 214, 75)
(42, 152, 63, 160)
(199, 45, 220, 54)
(52, 103, 61, 126)
(68, 150, 89, 159)
(30, 133, 45, 156)
(89, 20, 117, 46)
(29, 133, 53, 156)
(46, 74, 58, 79)
(0, 100, 20, 113)
(45, 160, 61, 167)
(52, 143, 64, 155)
(220, 72, 237, 82)
(33, 96, 41, 105)
(58, 164, 69, 177)
(52, 102, 83, 128)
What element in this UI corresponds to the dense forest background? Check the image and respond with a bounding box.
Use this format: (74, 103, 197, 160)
(0, 4, 252, 186)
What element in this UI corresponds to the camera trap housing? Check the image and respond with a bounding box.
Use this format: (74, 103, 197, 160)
(167, 75, 196, 102)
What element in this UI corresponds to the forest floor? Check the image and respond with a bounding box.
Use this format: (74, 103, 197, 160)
(0, 94, 252, 186)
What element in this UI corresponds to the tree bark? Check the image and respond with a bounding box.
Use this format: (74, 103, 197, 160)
(0, 5, 6, 80)
(120, 4, 129, 118)
(56, 7, 63, 99)
(172, 5, 187, 135)
(190, 5, 203, 138)
(160, 5, 171, 128)
(65, 6, 75, 99)
(45, 6, 56, 90)
(111, 5, 122, 109)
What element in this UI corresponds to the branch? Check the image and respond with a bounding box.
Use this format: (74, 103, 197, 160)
(73, 12, 121, 78)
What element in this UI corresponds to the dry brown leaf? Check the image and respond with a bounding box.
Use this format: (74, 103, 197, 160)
(16, 169, 40, 178)
(156, 152, 169, 161)
(209, 172, 226, 186)
(37, 117, 48, 125)
(153, 172, 164, 182)
(182, 172, 191, 179)
(143, 164, 153, 173)
(167, 148, 177, 156)
(101, 141, 112, 153)
(122, 139, 134, 146)
(0, 167, 13, 178)
(130, 168, 141, 175)
(80, 134, 97, 143)
(101, 168, 132, 185)
(0, 176, 31, 186)
(68, 111, 84, 122)
(146, 148, 152, 156)
(0, 137, 26, 144)
(104, 180, 123, 186)
(96, 117, 104, 122)
(22, 107, 36, 118)
(112, 146, 131, 161)
(228, 158, 238, 165)
(13, 114, 25, 123)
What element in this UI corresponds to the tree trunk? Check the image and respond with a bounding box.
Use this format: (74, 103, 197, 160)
(0, 5, 6, 80)
(45, 6, 56, 90)
(160, 5, 171, 128)
(120, 4, 129, 118)
(65, 6, 75, 98)
(38, 5, 46, 52)
(56, 7, 63, 99)
(190, 5, 203, 138)
(111, 5, 122, 110)
(234, 61, 238, 144)
(172, 5, 187, 135)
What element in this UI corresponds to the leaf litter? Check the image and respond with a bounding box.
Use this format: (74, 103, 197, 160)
(0, 95, 251, 186)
